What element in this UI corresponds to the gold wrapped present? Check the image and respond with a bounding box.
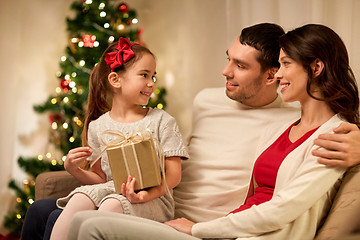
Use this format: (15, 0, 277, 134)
(102, 129, 162, 193)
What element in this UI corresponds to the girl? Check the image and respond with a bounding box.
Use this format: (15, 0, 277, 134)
(50, 38, 189, 240)
(166, 24, 359, 239)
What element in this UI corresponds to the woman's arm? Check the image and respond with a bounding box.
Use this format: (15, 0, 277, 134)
(121, 156, 181, 203)
(190, 145, 346, 239)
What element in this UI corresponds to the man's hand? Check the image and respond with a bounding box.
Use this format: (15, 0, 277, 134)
(313, 122, 360, 167)
(164, 218, 195, 235)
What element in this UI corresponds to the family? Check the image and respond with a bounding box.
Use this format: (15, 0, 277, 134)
(22, 23, 360, 240)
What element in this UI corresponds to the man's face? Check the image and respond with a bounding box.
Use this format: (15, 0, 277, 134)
(223, 38, 268, 106)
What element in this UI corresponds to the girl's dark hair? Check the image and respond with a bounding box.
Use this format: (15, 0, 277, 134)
(81, 42, 154, 146)
(279, 24, 360, 126)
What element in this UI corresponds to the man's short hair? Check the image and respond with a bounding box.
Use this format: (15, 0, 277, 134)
(240, 23, 285, 71)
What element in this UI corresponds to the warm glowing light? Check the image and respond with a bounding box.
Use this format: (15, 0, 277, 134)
(109, 36, 115, 42)
(69, 81, 76, 88)
(56, 87, 61, 93)
(28, 199, 34, 204)
(157, 103, 164, 109)
(93, 41, 99, 47)
(132, 18, 138, 24)
(61, 56, 66, 62)
(63, 122, 69, 129)
(117, 24, 125, 31)
(104, 23, 110, 28)
(85, 0, 92, 4)
(51, 160, 57, 165)
(51, 98, 57, 104)
(16, 214, 21, 219)
(99, 3, 105, 9)
(69, 136, 75, 142)
(63, 97, 69, 103)
(100, 11, 106, 17)
(52, 122, 58, 129)
(71, 72, 77, 77)
(38, 155, 43, 160)
(78, 41, 84, 47)
(79, 60, 85, 66)
(46, 152, 52, 158)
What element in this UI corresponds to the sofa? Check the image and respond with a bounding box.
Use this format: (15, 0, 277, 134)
(35, 165, 360, 240)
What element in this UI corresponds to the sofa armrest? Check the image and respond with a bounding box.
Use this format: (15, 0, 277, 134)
(315, 165, 360, 240)
(35, 171, 82, 200)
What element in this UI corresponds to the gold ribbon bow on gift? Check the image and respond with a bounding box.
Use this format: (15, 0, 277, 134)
(90, 129, 155, 168)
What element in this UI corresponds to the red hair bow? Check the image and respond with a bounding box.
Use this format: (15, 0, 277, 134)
(105, 38, 138, 72)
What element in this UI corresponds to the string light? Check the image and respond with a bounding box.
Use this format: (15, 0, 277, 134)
(51, 98, 57, 104)
(85, 0, 92, 4)
(56, 87, 62, 94)
(37, 155, 43, 160)
(63, 122, 69, 129)
(132, 18, 138, 24)
(46, 152, 52, 158)
(69, 81, 76, 88)
(69, 136, 75, 142)
(100, 11, 106, 17)
(72, 87, 78, 93)
(28, 199, 34, 204)
(109, 36, 115, 43)
(71, 72, 77, 78)
(117, 24, 125, 31)
(99, 3, 105, 9)
(52, 122, 58, 130)
(63, 97, 69, 103)
(60, 56, 67, 62)
(157, 103, 164, 109)
(51, 160, 57, 166)
(94, 41, 99, 47)
(78, 41, 84, 47)
(79, 60, 85, 66)
(71, 38, 78, 43)
(104, 23, 110, 28)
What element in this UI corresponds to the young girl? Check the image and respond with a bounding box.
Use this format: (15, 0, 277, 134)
(50, 38, 189, 240)
(166, 24, 359, 239)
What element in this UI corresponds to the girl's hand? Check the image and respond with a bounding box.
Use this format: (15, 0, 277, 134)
(121, 176, 149, 203)
(64, 147, 92, 172)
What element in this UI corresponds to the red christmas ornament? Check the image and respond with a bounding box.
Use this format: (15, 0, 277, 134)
(119, 3, 129, 13)
(82, 34, 96, 48)
(60, 78, 70, 92)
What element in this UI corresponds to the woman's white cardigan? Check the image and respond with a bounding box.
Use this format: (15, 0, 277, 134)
(192, 114, 346, 240)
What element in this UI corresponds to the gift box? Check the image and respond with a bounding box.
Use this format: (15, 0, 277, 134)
(105, 130, 162, 193)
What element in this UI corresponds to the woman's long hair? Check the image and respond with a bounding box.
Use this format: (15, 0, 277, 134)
(279, 24, 360, 126)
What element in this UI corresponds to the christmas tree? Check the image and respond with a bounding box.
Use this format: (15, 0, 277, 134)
(3, 0, 166, 237)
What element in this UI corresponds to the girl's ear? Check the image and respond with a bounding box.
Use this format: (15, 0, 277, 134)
(108, 72, 121, 88)
(311, 58, 324, 78)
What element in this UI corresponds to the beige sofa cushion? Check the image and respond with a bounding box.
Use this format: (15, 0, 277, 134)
(315, 165, 360, 240)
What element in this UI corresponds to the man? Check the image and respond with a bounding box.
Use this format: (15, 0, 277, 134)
(22, 23, 360, 240)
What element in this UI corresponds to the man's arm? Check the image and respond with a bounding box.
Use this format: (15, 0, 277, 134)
(312, 122, 360, 167)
